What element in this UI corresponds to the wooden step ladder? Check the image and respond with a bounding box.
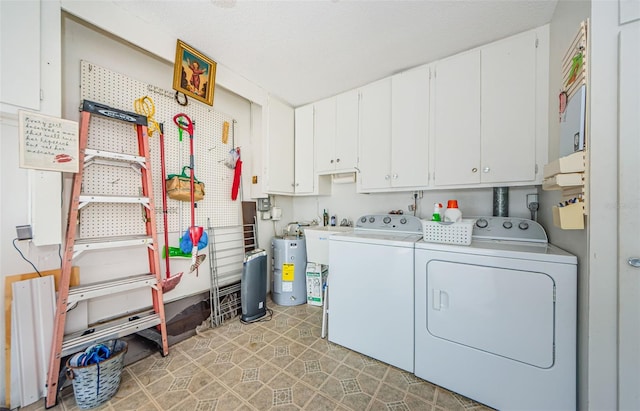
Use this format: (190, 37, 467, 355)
(45, 100, 169, 408)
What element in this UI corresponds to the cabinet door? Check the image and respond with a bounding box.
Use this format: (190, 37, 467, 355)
(266, 97, 294, 193)
(481, 31, 537, 184)
(359, 78, 392, 191)
(433, 51, 481, 186)
(335, 89, 359, 172)
(294, 104, 314, 193)
(314, 97, 337, 174)
(392, 66, 430, 188)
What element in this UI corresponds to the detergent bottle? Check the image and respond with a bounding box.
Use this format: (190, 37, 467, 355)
(444, 200, 462, 223)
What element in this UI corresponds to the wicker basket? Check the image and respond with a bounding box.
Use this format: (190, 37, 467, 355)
(65, 340, 128, 409)
(422, 219, 476, 245)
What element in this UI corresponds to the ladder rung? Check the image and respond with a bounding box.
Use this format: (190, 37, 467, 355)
(74, 235, 153, 257)
(61, 312, 161, 357)
(84, 148, 147, 164)
(67, 274, 158, 307)
(78, 194, 150, 209)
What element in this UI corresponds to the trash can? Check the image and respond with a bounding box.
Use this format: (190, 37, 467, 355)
(65, 340, 127, 409)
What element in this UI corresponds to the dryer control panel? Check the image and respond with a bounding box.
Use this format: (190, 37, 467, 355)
(471, 216, 547, 243)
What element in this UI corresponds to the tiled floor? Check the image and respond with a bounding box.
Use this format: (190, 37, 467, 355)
(22, 298, 493, 411)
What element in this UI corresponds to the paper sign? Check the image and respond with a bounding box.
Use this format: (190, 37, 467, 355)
(18, 110, 79, 172)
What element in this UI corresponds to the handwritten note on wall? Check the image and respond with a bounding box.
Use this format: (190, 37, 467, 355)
(19, 110, 79, 172)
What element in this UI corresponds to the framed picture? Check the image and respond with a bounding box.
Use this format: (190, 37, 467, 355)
(173, 40, 217, 106)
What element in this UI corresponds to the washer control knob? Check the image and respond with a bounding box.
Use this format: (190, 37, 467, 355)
(476, 218, 488, 228)
(400, 217, 407, 224)
(369, 217, 376, 223)
(518, 221, 530, 230)
(360, 217, 367, 223)
(503, 221, 513, 229)
(383, 216, 391, 224)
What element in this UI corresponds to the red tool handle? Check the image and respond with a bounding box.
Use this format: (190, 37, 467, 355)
(172, 113, 193, 136)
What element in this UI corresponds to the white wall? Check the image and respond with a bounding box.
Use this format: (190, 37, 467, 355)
(289, 184, 538, 229)
(0, 5, 273, 406)
(585, 1, 622, 409)
(540, 0, 590, 408)
(542, 1, 623, 409)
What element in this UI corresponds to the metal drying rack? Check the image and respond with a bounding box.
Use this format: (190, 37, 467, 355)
(207, 220, 258, 327)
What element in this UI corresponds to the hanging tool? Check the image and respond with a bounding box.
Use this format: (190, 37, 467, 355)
(133, 96, 160, 137)
(231, 147, 242, 201)
(159, 123, 183, 292)
(172, 113, 206, 273)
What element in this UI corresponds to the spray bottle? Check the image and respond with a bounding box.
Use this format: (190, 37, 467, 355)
(432, 203, 443, 222)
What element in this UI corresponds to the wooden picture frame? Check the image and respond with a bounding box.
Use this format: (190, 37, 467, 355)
(173, 40, 217, 106)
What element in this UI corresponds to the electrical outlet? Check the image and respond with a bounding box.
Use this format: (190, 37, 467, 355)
(16, 225, 33, 240)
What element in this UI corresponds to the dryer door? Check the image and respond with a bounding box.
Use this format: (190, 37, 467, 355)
(426, 259, 555, 368)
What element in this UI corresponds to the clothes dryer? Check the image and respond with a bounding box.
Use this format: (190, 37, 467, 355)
(414, 216, 577, 410)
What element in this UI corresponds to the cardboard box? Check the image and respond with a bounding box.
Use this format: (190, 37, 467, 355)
(306, 262, 328, 306)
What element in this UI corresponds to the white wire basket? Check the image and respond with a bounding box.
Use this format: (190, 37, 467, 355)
(422, 219, 476, 245)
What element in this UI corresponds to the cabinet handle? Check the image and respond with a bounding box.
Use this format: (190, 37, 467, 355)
(385, 175, 390, 180)
(392, 173, 398, 179)
(336, 158, 340, 163)
(330, 159, 334, 164)
(483, 166, 490, 173)
(295, 183, 299, 187)
(629, 257, 640, 268)
(472, 168, 478, 173)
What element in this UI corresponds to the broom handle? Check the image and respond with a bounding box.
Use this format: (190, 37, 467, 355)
(190, 130, 195, 229)
(159, 124, 172, 277)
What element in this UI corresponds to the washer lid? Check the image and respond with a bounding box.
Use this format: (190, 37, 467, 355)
(331, 231, 422, 247)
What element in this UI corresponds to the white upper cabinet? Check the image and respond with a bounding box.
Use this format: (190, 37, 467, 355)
(265, 97, 295, 194)
(1, 0, 40, 111)
(358, 67, 431, 192)
(433, 50, 482, 186)
(315, 90, 359, 174)
(314, 97, 336, 173)
(433, 28, 544, 187)
(391, 65, 431, 189)
(481, 30, 537, 184)
(358, 78, 392, 191)
(294, 104, 315, 193)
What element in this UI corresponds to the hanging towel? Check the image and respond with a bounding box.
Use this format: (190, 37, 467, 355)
(232, 158, 242, 200)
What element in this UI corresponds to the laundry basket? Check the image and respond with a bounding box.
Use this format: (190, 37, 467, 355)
(65, 340, 128, 409)
(422, 219, 476, 245)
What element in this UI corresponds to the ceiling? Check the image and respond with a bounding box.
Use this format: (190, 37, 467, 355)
(112, 0, 558, 107)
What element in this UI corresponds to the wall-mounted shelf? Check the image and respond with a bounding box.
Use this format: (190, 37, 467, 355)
(544, 20, 589, 230)
(543, 151, 587, 229)
(552, 202, 585, 230)
(542, 172, 584, 190)
(543, 151, 585, 178)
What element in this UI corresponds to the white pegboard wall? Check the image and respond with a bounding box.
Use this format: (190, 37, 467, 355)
(80, 61, 240, 239)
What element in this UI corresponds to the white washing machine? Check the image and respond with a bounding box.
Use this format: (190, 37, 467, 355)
(328, 214, 423, 372)
(414, 216, 577, 410)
